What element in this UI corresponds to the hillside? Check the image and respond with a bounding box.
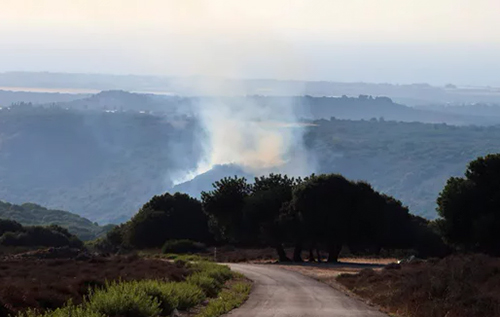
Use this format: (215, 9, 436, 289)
(306, 117, 500, 218)
(0, 201, 112, 240)
(1, 93, 500, 222)
(0, 103, 203, 223)
(0, 89, 89, 107)
(52, 92, 500, 125)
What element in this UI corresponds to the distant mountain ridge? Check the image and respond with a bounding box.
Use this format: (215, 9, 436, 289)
(0, 201, 113, 240)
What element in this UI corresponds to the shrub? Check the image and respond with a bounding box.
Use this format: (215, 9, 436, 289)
(192, 262, 233, 284)
(196, 281, 251, 317)
(187, 263, 233, 297)
(0, 218, 24, 236)
(18, 305, 105, 317)
(126, 280, 205, 314)
(161, 239, 206, 254)
(85, 281, 161, 317)
(186, 273, 220, 297)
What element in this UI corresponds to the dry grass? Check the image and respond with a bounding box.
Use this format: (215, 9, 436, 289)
(337, 254, 500, 317)
(0, 256, 189, 316)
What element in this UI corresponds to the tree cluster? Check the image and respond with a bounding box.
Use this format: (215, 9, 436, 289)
(202, 173, 443, 262)
(0, 219, 83, 248)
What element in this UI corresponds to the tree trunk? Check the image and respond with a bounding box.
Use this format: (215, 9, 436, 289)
(293, 243, 303, 262)
(275, 244, 291, 262)
(308, 248, 315, 262)
(316, 249, 322, 263)
(327, 244, 342, 263)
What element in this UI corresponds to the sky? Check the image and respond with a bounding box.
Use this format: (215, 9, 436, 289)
(1, 0, 500, 86)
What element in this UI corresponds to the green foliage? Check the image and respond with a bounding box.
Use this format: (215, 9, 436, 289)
(0, 201, 112, 241)
(0, 218, 23, 236)
(186, 273, 220, 297)
(0, 223, 83, 248)
(437, 154, 500, 254)
(18, 304, 104, 317)
(109, 193, 212, 249)
(119, 280, 205, 314)
(305, 117, 500, 219)
(201, 172, 446, 262)
(85, 281, 161, 317)
(201, 176, 252, 242)
(161, 239, 206, 254)
(16, 261, 237, 317)
(202, 174, 298, 261)
(196, 281, 252, 317)
(187, 262, 233, 297)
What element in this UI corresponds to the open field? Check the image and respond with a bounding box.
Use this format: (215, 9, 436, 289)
(0, 255, 188, 316)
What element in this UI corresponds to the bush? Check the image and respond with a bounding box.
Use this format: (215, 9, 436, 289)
(162, 239, 206, 254)
(0, 218, 24, 236)
(126, 280, 205, 314)
(186, 273, 220, 297)
(85, 281, 161, 317)
(18, 304, 105, 317)
(196, 281, 251, 317)
(192, 262, 233, 284)
(187, 263, 233, 297)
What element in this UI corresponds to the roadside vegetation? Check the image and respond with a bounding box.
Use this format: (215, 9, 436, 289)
(1, 255, 249, 317)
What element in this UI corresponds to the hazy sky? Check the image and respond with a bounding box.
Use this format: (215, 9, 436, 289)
(1, 0, 500, 85)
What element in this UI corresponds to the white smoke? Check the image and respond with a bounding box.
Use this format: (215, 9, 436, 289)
(169, 90, 316, 185)
(165, 2, 317, 184)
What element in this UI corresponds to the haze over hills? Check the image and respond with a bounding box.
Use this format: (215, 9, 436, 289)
(2, 72, 500, 106)
(1, 89, 500, 222)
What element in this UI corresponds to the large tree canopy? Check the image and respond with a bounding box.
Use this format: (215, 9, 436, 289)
(112, 192, 211, 249)
(201, 173, 443, 262)
(437, 154, 500, 254)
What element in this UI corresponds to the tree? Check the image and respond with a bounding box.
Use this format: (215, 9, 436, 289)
(201, 176, 251, 243)
(289, 174, 358, 262)
(437, 154, 500, 254)
(121, 192, 211, 248)
(243, 174, 298, 261)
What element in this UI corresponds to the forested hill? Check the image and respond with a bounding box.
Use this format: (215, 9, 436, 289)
(0, 89, 88, 106)
(52, 91, 500, 125)
(1, 94, 500, 223)
(0, 201, 112, 240)
(0, 104, 203, 224)
(306, 118, 500, 218)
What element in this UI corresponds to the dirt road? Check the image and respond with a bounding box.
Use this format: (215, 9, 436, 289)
(225, 263, 387, 317)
